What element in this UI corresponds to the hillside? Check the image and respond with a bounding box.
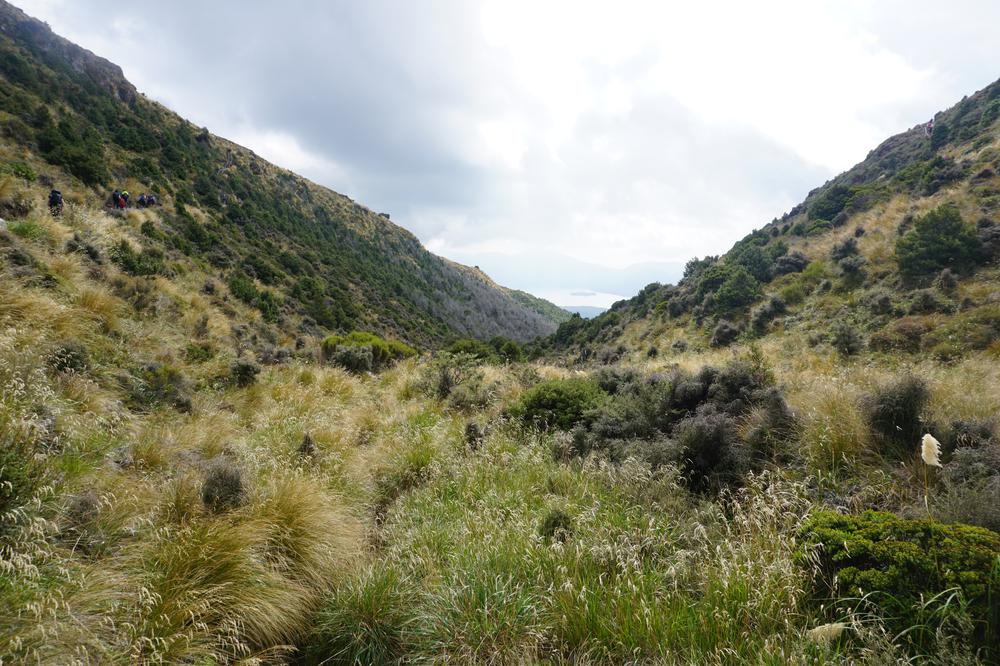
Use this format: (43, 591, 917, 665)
(0, 0, 561, 347)
(539, 76, 1000, 364)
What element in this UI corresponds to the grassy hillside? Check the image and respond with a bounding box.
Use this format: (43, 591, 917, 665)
(0, 0, 560, 346)
(539, 77, 1000, 363)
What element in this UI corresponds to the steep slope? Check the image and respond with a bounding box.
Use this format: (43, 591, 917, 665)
(0, 0, 560, 345)
(540, 76, 1000, 363)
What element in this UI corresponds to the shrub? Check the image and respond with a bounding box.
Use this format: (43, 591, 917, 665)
(674, 405, 744, 492)
(861, 375, 930, 459)
(511, 378, 606, 430)
(837, 254, 867, 283)
(807, 184, 852, 222)
(749, 296, 786, 335)
(907, 288, 947, 315)
(896, 205, 982, 278)
(201, 460, 245, 513)
(127, 363, 191, 412)
(539, 507, 573, 542)
(48, 341, 89, 374)
(446, 338, 496, 362)
(110, 240, 165, 277)
(230, 358, 261, 387)
(798, 510, 1000, 653)
(714, 265, 761, 310)
(935, 268, 958, 295)
(710, 319, 741, 347)
(868, 317, 932, 353)
(322, 332, 416, 371)
(771, 252, 809, 276)
(864, 290, 895, 315)
(830, 237, 858, 261)
(330, 344, 374, 374)
(830, 321, 863, 357)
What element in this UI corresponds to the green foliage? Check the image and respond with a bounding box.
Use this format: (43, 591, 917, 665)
(201, 460, 245, 513)
(126, 363, 191, 413)
(446, 338, 496, 362)
(807, 184, 851, 221)
(226, 272, 281, 322)
(861, 374, 929, 460)
(713, 265, 761, 311)
(110, 240, 165, 277)
(896, 205, 981, 278)
(229, 359, 260, 387)
(799, 510, 1000, 652)
(322, 331, 416, 372)
(512, 378, 606, 430)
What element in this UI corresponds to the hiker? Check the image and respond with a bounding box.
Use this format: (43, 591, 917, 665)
(146, 194, 157, 207)
(111, 190, 121, 209)
(48, 189, 63, 215)
(121, 190, 130, 207)
(925, 118, 935, 136)
(137, 193, 147, 208)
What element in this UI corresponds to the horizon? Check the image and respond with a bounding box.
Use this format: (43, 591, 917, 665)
(15, 0, 1000, 307)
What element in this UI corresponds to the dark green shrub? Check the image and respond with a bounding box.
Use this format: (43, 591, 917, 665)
(110, 240, 164, 277)
(539, 507, 573, 542)
(446, 338, 496, 362)
(830, 237, 858, 261)
(771, 252, 809, 276)
(497, 339, 524, 363)
(464, 421, 486, 449)
(710, 319, 740, 347)
(830, 321, 863, 357)
(322, 332, 416, 371)
(896, 205, 982, 278)
(201, 459, 245, 513)
(935, 268, 958, 295)
(184, 343, 214, 363)
(808, 184, 852, 221)
(48, 341, 89, 374)
(713, 265, 761, 310)
(868, 317, 932, 353)
(674, 405, 744, 492)
(861, 375, 929, 459)
(330, 344, 374, 374)
(512, 378, 606, 430)
(749, 296, 786, 335)
(907, 288, 948, 315)
(127, 363, 191, 412)
(798, 510, 1000, 653)
(229, 358, 260, 387)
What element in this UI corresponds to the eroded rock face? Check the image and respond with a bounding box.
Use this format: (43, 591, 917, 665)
(0, 1, 137, 104)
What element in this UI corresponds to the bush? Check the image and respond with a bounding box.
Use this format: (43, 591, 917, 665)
(830, 237, 858, 261)
(330, 344, 374, 374)
(868, 317, 932, 353)
(446, 338, 496, 362)
(201, 460, 245, 513)
(714, 265, 761, 311)
(230, 358, 261, 387)
(771, 252, 809, 276)
(126, 363, 192, 412)
(861, 375, 930, 459)
(896, 205, 982, 278)
(322, 331, 416, 371)
(907, 288, 948, 315)
(48, 341, 89, 374)
(749, 296, 786, 335)
(110, 240, 165, 277)
(674, 405, 744, 492)
(538, 507, 574, 544)
(798, 510, 1000, 653)
(807, 184, 852, 222)
(935, 267, 958, 295)
(512, 378, 606, 430)
(830, 321, 863, 357)
(710, 319, 741, 347)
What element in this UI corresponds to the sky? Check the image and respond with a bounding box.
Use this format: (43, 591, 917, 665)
(16, 1, 1000, 307)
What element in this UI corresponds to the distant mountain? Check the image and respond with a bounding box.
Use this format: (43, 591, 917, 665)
(539, 76, 1000, 361)
(0, 0, 562, 345)
(560, 305, 607, 319)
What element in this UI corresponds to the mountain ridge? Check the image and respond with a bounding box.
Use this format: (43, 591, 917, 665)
(0, 0, 562, 346)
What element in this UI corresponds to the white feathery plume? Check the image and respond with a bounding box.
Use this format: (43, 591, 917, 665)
(921, 433, 942, 468)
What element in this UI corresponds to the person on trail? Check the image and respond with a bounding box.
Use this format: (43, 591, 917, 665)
(121, 190, 130, 207)
(111, 190, 121, 209)
(925, 118, 935, 136)
(48, 189, 63, 215)
(147, 194, 157, 207)
(138, 193, 147, 208)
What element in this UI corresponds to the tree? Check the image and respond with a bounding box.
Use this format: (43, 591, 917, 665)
(896, 205, 981, 278)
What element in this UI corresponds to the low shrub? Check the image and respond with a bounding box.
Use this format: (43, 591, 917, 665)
(749, 296, 786, 335)
(896, 205, 982, 278)
(110, 239, 165, 277)
(907, 288, 948, 315)
(830, 321, 863, 357)
(674, 404, 745, 492)
(229, 358, 261, 387)
(798, 510, 1000, 653)
(511, 378, 606, 430)
(322, 331, 416, 372)
(830, 237, 858, 261)
(48, 340, 89, 374)
(710, 319, 740, 347)
(538, 507, 573, 542)
(126, 362, 192, 412)
(861, 374, 930, 460)
(201, 459, 245, 513)
(771, 251, 809, 276)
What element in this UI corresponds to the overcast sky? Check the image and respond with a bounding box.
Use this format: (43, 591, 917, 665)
(17, 1, 1000, 307)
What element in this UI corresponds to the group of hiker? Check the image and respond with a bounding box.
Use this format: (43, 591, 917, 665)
(44, 187, 161, 217)
(109, 189, 158, 210)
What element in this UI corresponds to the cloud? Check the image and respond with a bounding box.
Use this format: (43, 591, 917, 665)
(16, 0, 1000, 305)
